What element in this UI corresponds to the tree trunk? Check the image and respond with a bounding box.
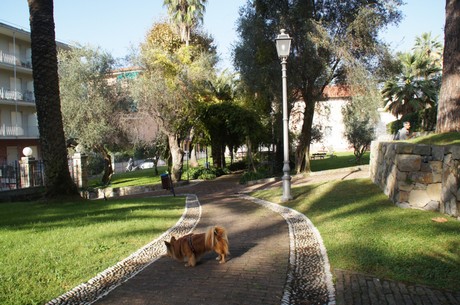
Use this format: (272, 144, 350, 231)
(189, 145, 199, 167)
(211, 140, 222, 168)
(188, 128, 199, 167)
(436, 0, 460, 133)
(95, 144, 113, 185)
(28, 0, 79, 198)
(246, 138, 256, 172)
(168, 134, 183, 181)
(294, 87, 316, 174)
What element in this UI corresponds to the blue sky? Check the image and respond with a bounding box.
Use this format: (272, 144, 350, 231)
(0, 0, 445, 71)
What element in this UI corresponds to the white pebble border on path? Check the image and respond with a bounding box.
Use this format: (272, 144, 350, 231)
(45, 193, 335, 305)
(45, 194, 201, 305)
(239, 194, 336, 305)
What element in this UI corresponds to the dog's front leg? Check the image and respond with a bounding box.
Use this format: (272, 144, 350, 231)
(215, 254, 226, 264)
(186, 254, 196, 267)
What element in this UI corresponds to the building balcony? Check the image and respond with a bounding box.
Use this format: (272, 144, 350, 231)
(0, 50, 32, 69)
(0, 124, 39, 138)
(0, 88, 35, 103)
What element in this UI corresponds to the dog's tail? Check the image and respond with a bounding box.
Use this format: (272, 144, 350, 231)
(205, 226, 229, 254)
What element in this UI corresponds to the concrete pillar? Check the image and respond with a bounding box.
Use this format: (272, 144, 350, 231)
(72, 153, 88, 188)
(20, 156, 37, 188)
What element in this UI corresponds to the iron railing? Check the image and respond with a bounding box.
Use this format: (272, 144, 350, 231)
(0, 159, 82, 191)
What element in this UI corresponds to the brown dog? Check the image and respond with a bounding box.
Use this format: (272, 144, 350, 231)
(164, 226, 229, 267)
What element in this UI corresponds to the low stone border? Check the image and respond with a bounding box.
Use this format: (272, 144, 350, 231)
(45, 194, 201, 305)
(239, 194, 336, 305)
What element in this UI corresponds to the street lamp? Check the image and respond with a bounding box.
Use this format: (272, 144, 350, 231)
(184, 137, 190, 182)
(276, 29, 293, 202)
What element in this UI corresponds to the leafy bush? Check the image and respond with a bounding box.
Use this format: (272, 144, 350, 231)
(228, 160, 247, 171)
(344, 118, 375, 163)
(86, 152, 104, 175)
(388, 108, 437, 134)
(113, 151, 131, 162)
(183, 166, 230, 180)
(239, 169, 271, 184)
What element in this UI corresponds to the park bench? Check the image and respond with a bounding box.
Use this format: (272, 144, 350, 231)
(311, 152, 327, 160)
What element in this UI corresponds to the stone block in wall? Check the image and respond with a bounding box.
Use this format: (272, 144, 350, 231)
(408, 171, 433, 184)
(441, 197, 458, 216)
(432, 146, 445, 161)
(427, 183, 442, 202)
(396, 202, 411, 209)
(420, 162, 431, 172)
(414, 183, 428, 190)
(398, 180, 413, 192)
(370, 141, 382, 184)
(409, 189, 431, 209)
(442, 160, 458, 195)
(441, 157, 459, 217)
(425, 200, 440, 211)
(430, 161, 443, 183)
(384, 166, 397, 198)
(413, 144, 431, 156)
(446, 145, 460, 159)
(396, 154, 421, 172)
(396, 190, 410, 203)
(396, 143, 414, 154)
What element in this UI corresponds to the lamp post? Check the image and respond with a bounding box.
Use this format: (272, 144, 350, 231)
(184, 138, 190, 182)
(276, 29, 293, 202)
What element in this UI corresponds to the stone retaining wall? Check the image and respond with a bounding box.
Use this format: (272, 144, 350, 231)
(370, 141, 459, 219)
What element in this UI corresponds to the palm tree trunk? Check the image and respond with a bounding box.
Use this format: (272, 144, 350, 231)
(28, 0, 79, 198)
(436, 0, 460, 133)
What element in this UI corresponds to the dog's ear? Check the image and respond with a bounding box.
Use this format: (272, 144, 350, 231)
(170, 236, 176, 242)
(164, 241, 170, 247)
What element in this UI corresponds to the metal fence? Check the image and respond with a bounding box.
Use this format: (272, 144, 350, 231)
(0, 161, 20, 190)
(0, 160, 48, 191)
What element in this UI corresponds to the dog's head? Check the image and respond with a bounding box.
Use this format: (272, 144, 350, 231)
(164, 236, 176, 258)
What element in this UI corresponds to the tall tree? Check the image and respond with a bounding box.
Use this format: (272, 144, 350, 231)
(133, 22, 216, 181)
(436, 0, 460, 132)
(234, 0, 403, 173)
(163, 0, 207, 46)
(58, 45, 127, 185)
(27, 0, 79, 198)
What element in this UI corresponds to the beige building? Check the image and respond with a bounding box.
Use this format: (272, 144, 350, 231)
(291, 85, 397, 154)
(0, 21, 69, 163)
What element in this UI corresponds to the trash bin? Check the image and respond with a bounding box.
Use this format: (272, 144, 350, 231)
(160, 173, 170, 189)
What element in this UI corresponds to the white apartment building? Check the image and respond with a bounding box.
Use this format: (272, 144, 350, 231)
(0, 21, 68, 163)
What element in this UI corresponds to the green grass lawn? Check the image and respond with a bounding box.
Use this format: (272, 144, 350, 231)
(250, 178, 460, 291)
(310, 151, 369, 172)
(410, 131, 460, 146)
(0, 196, 184, 305)
(89, 166, 169, 189)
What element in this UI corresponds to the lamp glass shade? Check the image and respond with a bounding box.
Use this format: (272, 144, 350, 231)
(276, 30, 292, 58)
(22, 147, 33, 157)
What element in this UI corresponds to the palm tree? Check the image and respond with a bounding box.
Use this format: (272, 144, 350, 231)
(413, 32, 443, 65)
(27, 0, 79, 198)
(382, 36, 442, 118)
(436, 0, 460, 133)
(163, 0, 207, 46)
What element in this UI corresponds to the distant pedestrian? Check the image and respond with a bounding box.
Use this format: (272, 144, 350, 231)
(126, 158, 134, 172)
(394, 121, 412, 140)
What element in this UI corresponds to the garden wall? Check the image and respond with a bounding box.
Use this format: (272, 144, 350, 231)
(370, 141, 459, 219)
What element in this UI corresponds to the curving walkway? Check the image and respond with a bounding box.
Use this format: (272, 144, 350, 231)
(46, 170, 460, 305)
(46, 174, 334, 305)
